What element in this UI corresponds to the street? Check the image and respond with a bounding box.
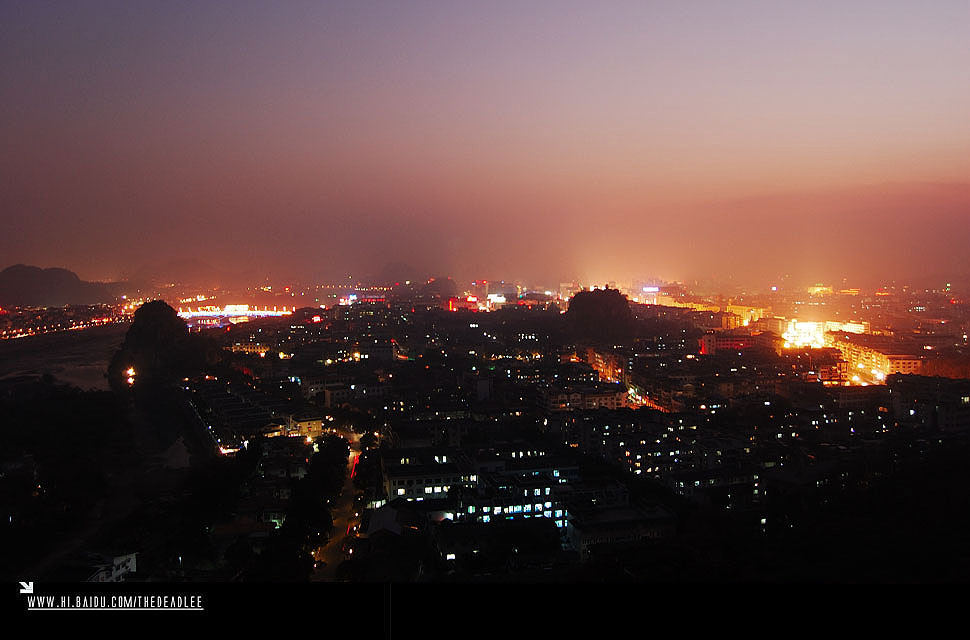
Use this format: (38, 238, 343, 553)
(311, 430, 362, 581)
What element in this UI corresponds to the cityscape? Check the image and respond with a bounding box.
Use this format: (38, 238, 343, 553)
(2, 0, 969, 621)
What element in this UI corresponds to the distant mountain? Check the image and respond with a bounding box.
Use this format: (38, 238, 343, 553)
(0, 264, 119, 307)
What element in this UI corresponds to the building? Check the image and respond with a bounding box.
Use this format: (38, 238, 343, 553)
(830, 333, 923, 381)
(541, 382, 629, 412)
(381, 448, 476, 501)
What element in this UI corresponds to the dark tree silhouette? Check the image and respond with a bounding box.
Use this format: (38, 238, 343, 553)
(565, 288, 635, 344)
(108, 300, 220, 390)
(309, 434, 351, 500)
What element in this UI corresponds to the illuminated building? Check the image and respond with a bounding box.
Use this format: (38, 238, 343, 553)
(807, 284, 834, 296)
(287, 414, 324, 439)
(584, 347, 627, 383)
(381, 448, 476, 501)
(541, 383, 629, 412)
(781, 320, 869, 350)
(826, 321, 869, 334)
(688, 310, 742, 330)
(668, 465, 763, 511)
(446, 296, 481, 312)
(831, 333, 923, 383)
(559, 282, 582, 300)
(698, 330, 780, 355)
(231, 342, 270, 356)
(818, 358, 849, 385)
(635, 285, 660, 305)
(657, 295, 719, 313)
(725, 304, 766, 325)
(177, 304, 293, 324)
(782, 321, 827, 349)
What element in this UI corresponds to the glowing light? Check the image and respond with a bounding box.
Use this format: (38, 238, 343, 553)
(807, 285, 834, 296)
(782, 320, 826, 349)
(177, 305, 291, 319)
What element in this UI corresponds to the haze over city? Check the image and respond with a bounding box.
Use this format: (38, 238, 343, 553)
(2, 1, 968, 288)
(12, 3, 970, 612)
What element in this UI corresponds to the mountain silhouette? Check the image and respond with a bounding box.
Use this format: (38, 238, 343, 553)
(0, 264, 118, 307)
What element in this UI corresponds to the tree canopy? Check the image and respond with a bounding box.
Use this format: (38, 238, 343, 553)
(109, 300, 220, 389)
(564, 288, 634, 344)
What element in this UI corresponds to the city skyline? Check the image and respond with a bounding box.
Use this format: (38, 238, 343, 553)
(2, 1, 968, 287)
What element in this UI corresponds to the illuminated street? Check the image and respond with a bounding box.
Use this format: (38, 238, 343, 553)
(312, 431, 361, 582)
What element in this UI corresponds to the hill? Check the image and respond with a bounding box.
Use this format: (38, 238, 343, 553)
(0, 264, 118, 307)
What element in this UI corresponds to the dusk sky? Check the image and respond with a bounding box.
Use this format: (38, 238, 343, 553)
(2, 1, 968, 288)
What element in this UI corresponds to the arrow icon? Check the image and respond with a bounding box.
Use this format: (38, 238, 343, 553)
(19, 582, 33, 594)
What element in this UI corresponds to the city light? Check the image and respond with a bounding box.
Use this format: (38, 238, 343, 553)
(782, 320, 826, 349)
(3, 0, 967, 591)
(177, 305, 292, 319)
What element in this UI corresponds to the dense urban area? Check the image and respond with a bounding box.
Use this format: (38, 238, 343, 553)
(4, 274, 970, 583)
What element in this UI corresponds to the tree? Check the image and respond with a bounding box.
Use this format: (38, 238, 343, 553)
(564, 288, 635, 344)
(309, 434, 350, 500)
(360, 432, 380, 450)
(108, 300, 222, 390)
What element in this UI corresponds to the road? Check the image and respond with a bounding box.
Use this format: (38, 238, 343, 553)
(311, 431, 362, 581)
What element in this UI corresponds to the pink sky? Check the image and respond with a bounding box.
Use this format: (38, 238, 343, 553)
(1, 1, 968, 287)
